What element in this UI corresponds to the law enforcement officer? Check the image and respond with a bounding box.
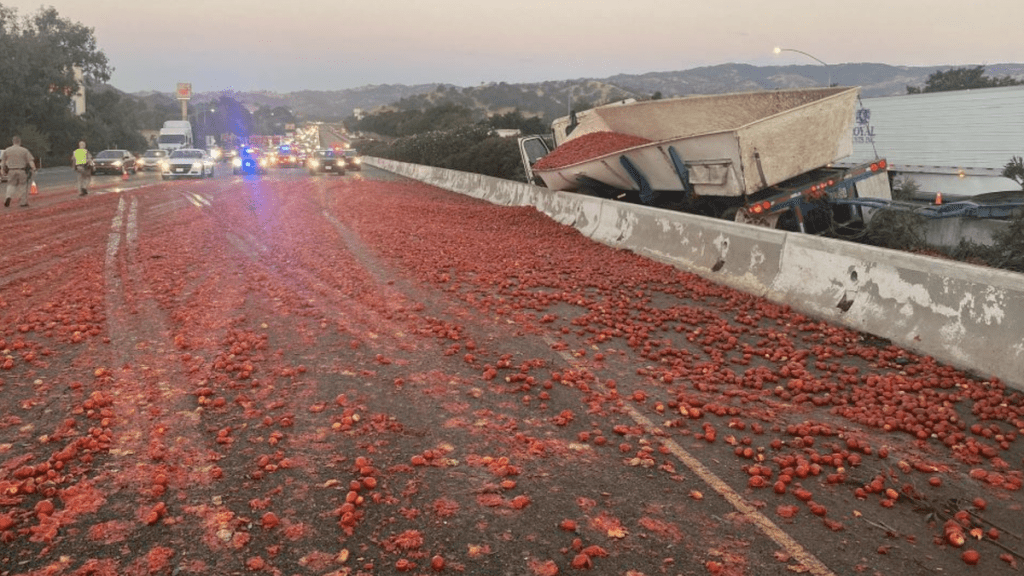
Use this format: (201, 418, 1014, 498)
(2, 136, 35, 208)
(72, 140, 93, 195)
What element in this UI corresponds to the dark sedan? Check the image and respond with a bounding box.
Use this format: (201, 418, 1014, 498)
(307, 150, 346, 175)
(342, 149, 362, 171)
(93, 149, 137, 175)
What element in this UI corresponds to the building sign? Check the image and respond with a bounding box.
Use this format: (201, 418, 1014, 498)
(176, 83, 192, 100)
(853, 108, 874, 144)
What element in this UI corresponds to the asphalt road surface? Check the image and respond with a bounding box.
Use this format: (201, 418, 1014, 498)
(1, 166, 1023, 576)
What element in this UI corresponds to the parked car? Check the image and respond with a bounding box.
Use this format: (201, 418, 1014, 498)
(137, 149, 169, 171)
(232, 146, 268, 175)
(307, 149, 346, 175)
(342, 149, 362, 171)
(93, 149, 137, 175)
(161, 148, 215, 179)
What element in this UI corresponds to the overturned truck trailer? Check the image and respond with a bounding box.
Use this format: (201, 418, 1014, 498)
(520, 87, 892, 234)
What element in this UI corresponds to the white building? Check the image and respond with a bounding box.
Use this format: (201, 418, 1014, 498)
(71, 66, 86, 116)
(844, 85, 1024, 198)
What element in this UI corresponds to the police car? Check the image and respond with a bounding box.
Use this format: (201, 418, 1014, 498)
(232, 146, 269, 175)
(160, 148, 216, 179)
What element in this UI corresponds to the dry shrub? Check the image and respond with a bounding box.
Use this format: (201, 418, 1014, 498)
(862, 209, 928, 251)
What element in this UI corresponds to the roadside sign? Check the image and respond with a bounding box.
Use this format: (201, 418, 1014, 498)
(176, 83, 192, 100)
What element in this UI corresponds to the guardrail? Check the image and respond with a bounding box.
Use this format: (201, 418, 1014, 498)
(365, 157, 1024, 391)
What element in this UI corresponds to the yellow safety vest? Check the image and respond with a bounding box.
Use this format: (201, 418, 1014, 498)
(74, 148, 89, 165)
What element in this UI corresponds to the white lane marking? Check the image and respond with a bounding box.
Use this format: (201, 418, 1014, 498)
(545, 338, 838, 576)
(127, 197, 138, 246)
(183, 193, 203, 208)
(182, 191, 210, 208)
(106, 196, 125, 269)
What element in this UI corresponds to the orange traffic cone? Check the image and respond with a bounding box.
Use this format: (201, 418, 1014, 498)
(121, 169, 129, 181)
(30, 181, 38, 195)
(934, 192, 942, 205)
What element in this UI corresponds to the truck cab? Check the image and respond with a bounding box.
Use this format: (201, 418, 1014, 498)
(158, 121, 194, 152)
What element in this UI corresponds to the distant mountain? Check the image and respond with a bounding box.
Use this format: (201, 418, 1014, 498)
(606, 62, 1024, 99)
(131, 62, 1024, 123)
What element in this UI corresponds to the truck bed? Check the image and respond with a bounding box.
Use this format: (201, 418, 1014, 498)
(533, 87, 860, 199)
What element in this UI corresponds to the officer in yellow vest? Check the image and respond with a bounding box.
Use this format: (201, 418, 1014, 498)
(72, 141, 93, 196)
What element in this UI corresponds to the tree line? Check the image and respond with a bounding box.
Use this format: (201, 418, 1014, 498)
(907, 65, 1022, 93)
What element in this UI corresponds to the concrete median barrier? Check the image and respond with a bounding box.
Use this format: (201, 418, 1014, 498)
(770, 234, 1024, 388)
(603, 202, 786, 298)
(365, 157, 1024, 390)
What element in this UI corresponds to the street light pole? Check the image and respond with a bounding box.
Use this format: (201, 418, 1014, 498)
(773, 47, 832, 87)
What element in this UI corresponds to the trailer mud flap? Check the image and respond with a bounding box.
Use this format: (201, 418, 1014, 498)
(619, 155, 657, 205)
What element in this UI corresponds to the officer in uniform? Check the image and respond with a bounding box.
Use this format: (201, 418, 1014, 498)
(2, 136, 35, 208)
(72, 141, 93, 195)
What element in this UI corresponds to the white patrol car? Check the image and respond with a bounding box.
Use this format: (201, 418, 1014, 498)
(161, 148, 216, 180)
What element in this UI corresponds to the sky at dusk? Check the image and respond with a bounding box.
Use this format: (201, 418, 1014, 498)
(4, 0, 1024, 94)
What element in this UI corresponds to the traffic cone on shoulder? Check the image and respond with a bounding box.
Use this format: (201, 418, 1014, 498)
(934, 192, 942, 205)
(30, 181, 38, 195)
(121, 168, 129, 181)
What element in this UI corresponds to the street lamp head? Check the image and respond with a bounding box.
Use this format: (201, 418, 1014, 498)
(770, 46, 832, 86)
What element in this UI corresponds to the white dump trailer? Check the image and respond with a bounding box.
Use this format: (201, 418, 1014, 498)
(520, 87, 892, 233)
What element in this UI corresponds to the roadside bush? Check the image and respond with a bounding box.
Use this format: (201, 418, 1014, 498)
(1003, 156, 1024, 189)
(367, 124, 526, 182)
(891, 176, 920, 201)
(989, 209, 1024, 272)
(861, 209, 928, 252)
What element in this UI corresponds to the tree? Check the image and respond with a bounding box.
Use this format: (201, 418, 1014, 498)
(352, 103, 476, 138)
(79, 89, 147, 151)
(907, 66, 1022, 94)
(487, 110, 546, 135)
(253, 106, 296, 135)
(0, 5, 111, 155)
(212, 96, 254, 141)
(1003, 156, 1024, 190)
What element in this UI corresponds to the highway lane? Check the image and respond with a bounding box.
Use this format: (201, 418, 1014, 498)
(1, 166, 1022, 575)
